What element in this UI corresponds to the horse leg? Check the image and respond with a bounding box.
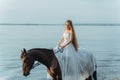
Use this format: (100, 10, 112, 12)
(48, 69, 59, 80)
(93, 71, 97, 80)
(88, 76, 92, 80)
(58, 76, 62, 80)
(85, 76, 92, 80)
(53, 69, 62, 80)
(54, 75, 62, 80)
(47, 69, 56, 80)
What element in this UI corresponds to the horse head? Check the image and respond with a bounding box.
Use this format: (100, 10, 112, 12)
(20, 48, 34, 77)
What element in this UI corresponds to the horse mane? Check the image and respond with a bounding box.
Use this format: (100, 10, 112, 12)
(26, 48, 54, 56)
(28, 48, 52, 52)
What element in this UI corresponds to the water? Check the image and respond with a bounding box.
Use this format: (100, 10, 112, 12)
(0, 25, 120, 80)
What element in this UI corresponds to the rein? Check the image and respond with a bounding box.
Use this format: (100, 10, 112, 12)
(32, 62, 41, 69)
(54, 46, 63, 54)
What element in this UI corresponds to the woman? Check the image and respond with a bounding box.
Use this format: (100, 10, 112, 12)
(54, 20, 97, 80)
(58, 20, 78, 51)
(54, 20, 80, 80)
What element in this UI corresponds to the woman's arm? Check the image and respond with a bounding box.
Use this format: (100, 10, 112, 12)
(58, 37, 64, 46)
(61, 31, 73, 48)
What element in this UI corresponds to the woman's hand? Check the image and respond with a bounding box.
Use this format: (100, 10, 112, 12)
(58, 45, 64, 49)
(61, 45, 65, 49)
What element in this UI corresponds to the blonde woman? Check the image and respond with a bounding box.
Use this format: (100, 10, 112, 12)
(54, 20, 79, 80)
(54, 20, 97, 80)
(58, 20, 78, 51)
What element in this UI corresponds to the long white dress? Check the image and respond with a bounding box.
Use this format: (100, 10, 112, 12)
(54, 32, 96, 80)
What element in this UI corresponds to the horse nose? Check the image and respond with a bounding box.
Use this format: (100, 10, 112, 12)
(23, 72, 29, 77)
(23, 72, 26, 76)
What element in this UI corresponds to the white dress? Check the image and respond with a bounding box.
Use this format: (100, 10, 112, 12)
(54, 32, 96, 80)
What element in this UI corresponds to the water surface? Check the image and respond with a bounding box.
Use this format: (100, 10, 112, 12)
(0, 25, 120, 80)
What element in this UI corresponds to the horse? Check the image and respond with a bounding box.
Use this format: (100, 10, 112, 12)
(20, 48, 62, 80)
(20, 48, 97, 80)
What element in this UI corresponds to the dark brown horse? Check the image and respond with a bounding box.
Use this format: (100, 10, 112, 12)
(20, 48, 62, 80)
(20, 48, 97, 80)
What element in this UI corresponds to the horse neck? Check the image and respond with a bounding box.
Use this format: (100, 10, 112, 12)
(29, 49, 53, 67)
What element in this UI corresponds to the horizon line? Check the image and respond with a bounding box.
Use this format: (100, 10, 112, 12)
(0, 23, 120, 26)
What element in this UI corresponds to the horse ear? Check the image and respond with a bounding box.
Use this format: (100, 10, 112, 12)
(21, 48, 27, 59)
(23, 48, 27, 53)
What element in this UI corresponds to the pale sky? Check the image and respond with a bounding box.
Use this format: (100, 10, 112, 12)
(0, 0, 120, 24)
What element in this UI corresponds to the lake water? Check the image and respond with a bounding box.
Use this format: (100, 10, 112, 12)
(0, 25, 120, 80)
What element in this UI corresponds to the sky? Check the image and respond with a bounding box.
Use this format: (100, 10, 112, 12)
(0, 0, 120, 24)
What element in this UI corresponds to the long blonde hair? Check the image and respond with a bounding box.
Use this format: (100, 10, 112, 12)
(66, 20, 79, 51)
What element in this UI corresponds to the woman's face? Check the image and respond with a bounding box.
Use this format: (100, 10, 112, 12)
(65, 22, 70, 30)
